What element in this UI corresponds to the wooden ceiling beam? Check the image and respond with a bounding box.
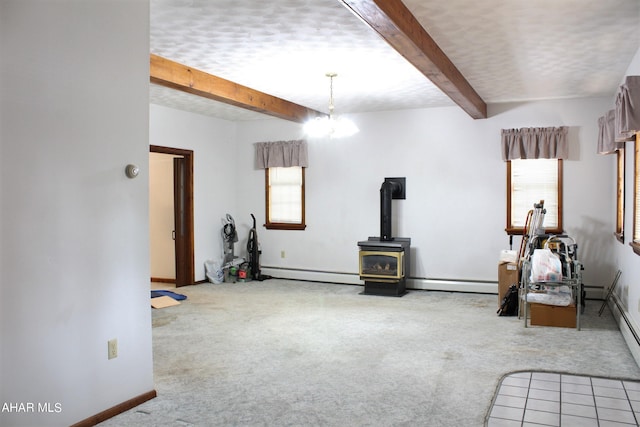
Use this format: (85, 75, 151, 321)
(150, 54, 325, 123)
(341, 0, 487, 119)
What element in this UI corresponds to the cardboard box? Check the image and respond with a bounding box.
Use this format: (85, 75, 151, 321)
(530, 303, 576, 328)
(498, 262, 519, 308)
(151, 295, 180, 309)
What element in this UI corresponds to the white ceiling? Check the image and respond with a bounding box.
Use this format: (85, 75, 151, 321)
(150, 0, 640, 121)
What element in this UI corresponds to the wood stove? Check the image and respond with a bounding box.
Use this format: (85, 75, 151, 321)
(358, 177, 410, 296)
(358, 237, 411, 296)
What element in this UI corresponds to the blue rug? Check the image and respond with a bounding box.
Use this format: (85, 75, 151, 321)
(150, 290, 187, 301)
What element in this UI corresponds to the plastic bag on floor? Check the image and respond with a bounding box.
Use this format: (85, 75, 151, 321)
(205, 259, 224, 284)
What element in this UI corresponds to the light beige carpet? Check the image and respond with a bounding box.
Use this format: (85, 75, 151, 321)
(101, 279, 640, 426)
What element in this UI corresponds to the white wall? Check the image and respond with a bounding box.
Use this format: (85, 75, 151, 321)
(149, 104, 237, 282)
(234, 98, 614, 291)
(0, 1, 153, 426)
(0, 2, 633, 424)
(149, 152, 176, 279)
(611, 46, 640, 363)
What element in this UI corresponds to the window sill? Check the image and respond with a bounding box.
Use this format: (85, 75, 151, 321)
(630, 241, 640, 256)
(265, 223, 306, 231)
(506, 227, 563, 236)
(615, 232, 624, 244)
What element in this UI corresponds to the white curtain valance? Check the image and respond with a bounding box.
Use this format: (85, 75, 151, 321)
(501, 127, 569, 161)
(597, 109, 624, 154)
(615, 75, 640, 142)
(254, 140, 308, 169)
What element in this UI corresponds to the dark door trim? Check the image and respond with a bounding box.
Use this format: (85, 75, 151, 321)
(150, 145, 195, 287)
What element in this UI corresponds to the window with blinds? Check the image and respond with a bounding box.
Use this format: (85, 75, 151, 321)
(616, 148, 625, 243)
(265, 166, 306, 230)
(506, 159, 563, 234)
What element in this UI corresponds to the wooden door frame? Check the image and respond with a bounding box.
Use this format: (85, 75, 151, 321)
(150, 145, 195, 286)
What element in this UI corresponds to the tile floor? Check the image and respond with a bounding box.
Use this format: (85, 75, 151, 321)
(487, 371, 640, 426)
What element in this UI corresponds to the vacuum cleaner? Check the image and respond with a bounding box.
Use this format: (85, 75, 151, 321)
(221, 213, 237, 266)
(247, 214, 270, 281)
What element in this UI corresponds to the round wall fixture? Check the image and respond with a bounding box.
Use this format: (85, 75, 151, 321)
(125, 164, 140, 179)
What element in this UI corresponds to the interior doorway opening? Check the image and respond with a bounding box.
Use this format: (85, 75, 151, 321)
(149, 145, 195, 287)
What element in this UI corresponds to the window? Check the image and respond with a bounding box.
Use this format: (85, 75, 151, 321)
(632, 135, 640, 255)
(616, 148, 625, 243)
(506, 158, 563, 235)
(265, 166, 306, 230)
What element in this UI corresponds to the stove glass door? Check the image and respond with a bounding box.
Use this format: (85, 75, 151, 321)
(359, 250, 403, 280)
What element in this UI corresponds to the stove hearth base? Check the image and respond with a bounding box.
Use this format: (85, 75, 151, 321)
(361, 280, 407, 297)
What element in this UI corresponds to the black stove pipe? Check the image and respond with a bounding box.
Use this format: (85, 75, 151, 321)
(380, 180, 401, 241)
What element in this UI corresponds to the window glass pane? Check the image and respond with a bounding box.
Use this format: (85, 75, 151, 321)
(510, 159, 558, 229)
(268, 166, 303, 186)
(269, 166, 302, 224)
(634, 141, 640, 242)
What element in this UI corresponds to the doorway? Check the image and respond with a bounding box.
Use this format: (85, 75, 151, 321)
(149, 145, 195, 287)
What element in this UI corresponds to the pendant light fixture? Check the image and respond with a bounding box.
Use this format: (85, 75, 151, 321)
(304, 73, 359, 138)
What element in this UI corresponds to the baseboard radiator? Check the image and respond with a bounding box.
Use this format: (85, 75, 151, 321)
(609, 292, 640, 368)
(262, 267, 496, 294)
(261, 266, 605, 297)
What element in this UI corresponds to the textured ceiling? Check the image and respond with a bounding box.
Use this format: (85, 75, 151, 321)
(150, 0, 640, 121)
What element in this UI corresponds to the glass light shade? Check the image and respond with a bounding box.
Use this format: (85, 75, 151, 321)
(304, 115, 359, 138)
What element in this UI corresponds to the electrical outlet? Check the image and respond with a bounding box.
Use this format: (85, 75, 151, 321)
(281, 250, 285, 258)
(108, 339, 118, 360)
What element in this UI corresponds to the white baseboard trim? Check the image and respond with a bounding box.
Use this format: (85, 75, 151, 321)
(409, 278, 497, 293)
(610, 293, 640, 368)
(261, 267, 498, 294)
